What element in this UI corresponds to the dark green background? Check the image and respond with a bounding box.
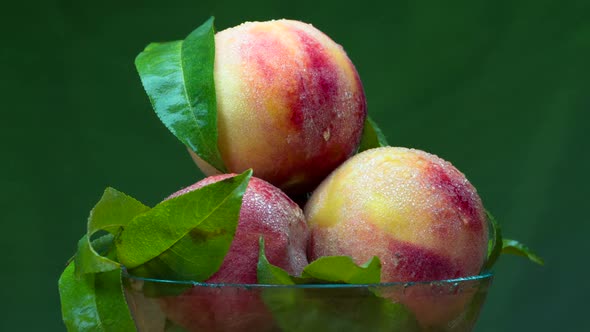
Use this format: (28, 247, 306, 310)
(2, 0, 588, 331)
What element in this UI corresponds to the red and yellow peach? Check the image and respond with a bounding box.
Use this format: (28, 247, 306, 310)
(167, 174, 309, 283)
(304, 147, 489, 326)
(191, 19, 367, 195)
(160, 174, 309, 331)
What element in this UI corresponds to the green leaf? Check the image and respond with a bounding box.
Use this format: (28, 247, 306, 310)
(257, 238, 418, 332)
(358, 116, 389, 153)
(117, 170, 252, 281)
(135, 17, 225, 172)
(482, 210, 503, 271)
(75, 234, 118, 277)
(59, 262, 136, 332)
(301, 256, 381, 284)
(75, 188, 150, 276)
(257, 236, 381, 285)
(502, 238, 545, 265)
(257, 237, 297, 285)
(482, 211, 544, 269)
(87, 187, 151, 235)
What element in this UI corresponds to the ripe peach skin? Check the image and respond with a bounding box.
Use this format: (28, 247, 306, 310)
(191, 19, 367, 195)
(305, 147, 489, 327)
(160, 174, 309, 332)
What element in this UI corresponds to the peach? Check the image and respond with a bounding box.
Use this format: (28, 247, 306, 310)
(160, 174, 309, 331)
(304, 147, 488, 326)
(192, 19, 366, 195)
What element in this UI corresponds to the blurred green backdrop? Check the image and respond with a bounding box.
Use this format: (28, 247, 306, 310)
(2, 0, 588, 331)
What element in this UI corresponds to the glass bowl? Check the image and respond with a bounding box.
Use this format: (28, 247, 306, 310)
(123, 272, 493, 332)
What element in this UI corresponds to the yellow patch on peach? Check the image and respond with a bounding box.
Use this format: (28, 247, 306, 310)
(308, 147, 448, 253)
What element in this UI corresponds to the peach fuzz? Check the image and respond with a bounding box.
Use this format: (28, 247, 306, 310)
(160, 174, 309, 331)
(191, 19, 366, 195)
(304, 147, 488, 326)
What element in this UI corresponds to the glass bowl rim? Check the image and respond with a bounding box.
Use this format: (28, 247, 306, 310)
(123, 268, 493, 289)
